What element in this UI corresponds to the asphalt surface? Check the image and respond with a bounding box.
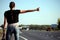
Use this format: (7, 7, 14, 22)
(20, 30, 60, 40)
(1, 30, 59, 40)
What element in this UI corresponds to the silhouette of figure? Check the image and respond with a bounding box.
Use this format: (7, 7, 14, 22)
(2, 2, 39, 40)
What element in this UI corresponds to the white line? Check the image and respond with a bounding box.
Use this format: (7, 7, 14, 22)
(20, 36, 28, 40)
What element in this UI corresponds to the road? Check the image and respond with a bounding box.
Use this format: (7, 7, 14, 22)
(19, 30, 60, 40)
(1, 30, 60, 40)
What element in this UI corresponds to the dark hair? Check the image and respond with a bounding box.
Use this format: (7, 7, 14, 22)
(9, 2, 15, 8)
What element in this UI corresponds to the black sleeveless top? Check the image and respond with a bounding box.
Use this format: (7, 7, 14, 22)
(4, 10, 20, 24)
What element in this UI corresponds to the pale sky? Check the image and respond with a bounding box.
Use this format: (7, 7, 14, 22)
(0, 0, 60, 25)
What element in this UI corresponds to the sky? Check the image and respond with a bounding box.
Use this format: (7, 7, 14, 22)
(0, 0, 60, 25)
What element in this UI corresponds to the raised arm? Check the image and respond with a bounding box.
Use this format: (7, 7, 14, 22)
(20, 7, 39, 13)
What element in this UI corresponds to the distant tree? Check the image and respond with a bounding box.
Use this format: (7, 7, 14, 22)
(57, 18, 60, 29)
(29, 25, 51, 30)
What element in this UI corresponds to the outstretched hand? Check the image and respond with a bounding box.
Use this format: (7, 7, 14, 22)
(36, 7, 40, 11)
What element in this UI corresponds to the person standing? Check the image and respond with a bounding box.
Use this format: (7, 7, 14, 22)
(2, 2, 39, 40)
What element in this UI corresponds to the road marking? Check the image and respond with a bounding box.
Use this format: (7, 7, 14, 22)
(20, 36, 28, 40)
